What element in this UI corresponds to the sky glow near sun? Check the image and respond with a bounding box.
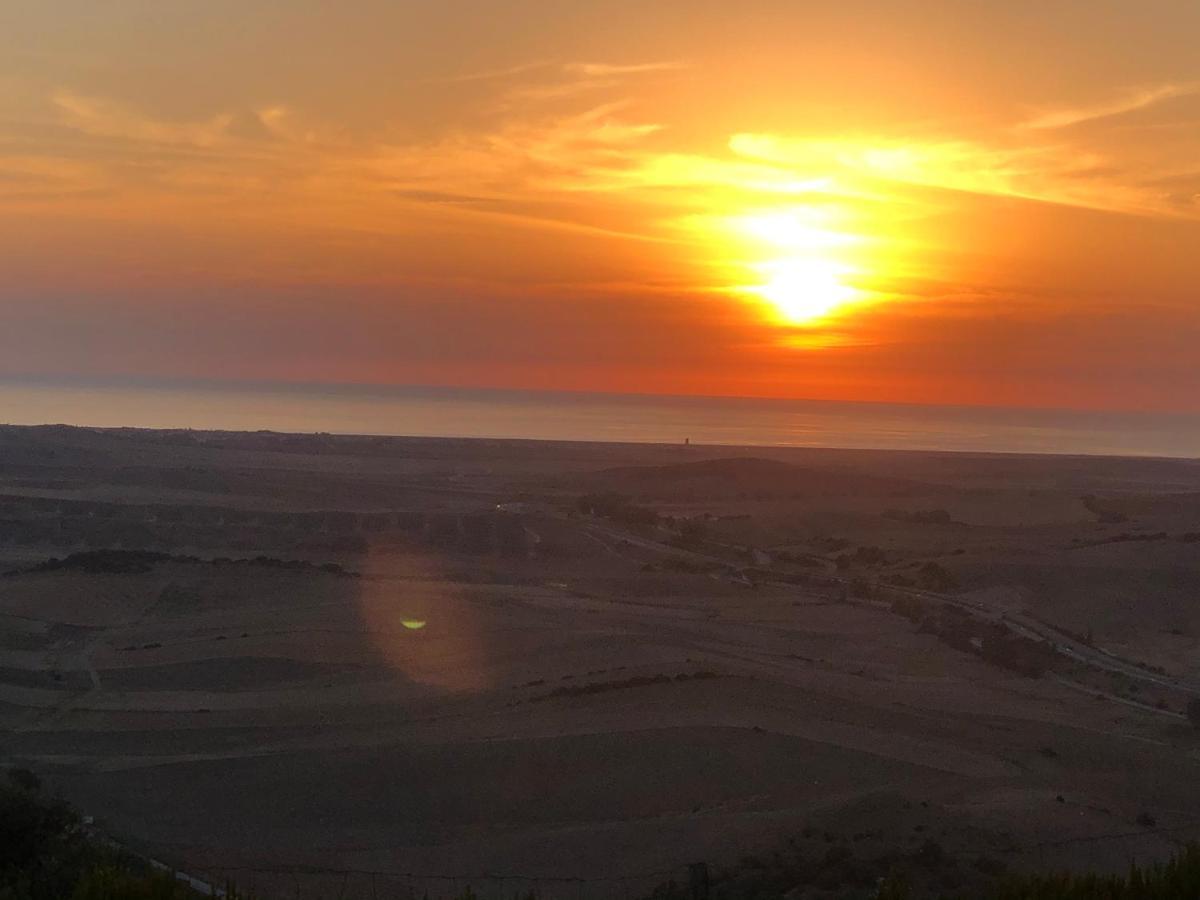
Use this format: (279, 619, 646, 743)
(726, 209, 867, 324)
(676, 161, 903, 328)
(1, 2, 1200, 410)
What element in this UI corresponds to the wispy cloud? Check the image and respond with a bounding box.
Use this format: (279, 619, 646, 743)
(565, 61, 687, 78)
(14, 53, 1200, 298)
(493, 59, 686, 109)
(725, 132, 1197, 219)
(1020, 82, 1198, 130)
(367, 102, 665, 200)
(0, 155, 103, 199)
(416, 61, 557, 85)
(53, 90, 233, 146)
(423, 59, 686, 85)
(51, 90, 298, 148)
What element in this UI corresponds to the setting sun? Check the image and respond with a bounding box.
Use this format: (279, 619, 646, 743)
(734, 211, 868, 324)
(720, 209, 868, 324)
(750, 256, 861, 324)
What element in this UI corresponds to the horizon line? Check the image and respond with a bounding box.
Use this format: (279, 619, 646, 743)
(4, 372, 1199, 421)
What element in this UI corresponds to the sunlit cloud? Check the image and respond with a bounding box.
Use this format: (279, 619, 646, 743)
(727, 132, 1194, 219)
(1020, 82, 1199, 130)
(565, 61, 688, 77)
(494, 59, 687, 108)
(0, 155, 103, 198)
(417, 60, 557, 85)
(31, 73, 1194, 343)
(52, 90, 235, 147)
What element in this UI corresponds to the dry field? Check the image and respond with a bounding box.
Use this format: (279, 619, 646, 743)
(2, 425, 1200, 897)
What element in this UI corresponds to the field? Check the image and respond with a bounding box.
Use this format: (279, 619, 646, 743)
(2, 424, 1200, 898)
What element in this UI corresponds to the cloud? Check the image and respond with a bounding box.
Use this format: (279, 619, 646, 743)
(725, 131, 1195, 219)
(390, 188, 494, 205)
(1020, 82, 1198, 130)
(29, 71, 1200, 244)
(52, 90, 233, 146)
(417, 61, 557, 85)
(18, 56, 1200, 321)
(368, 101, 663, 194)
(0, 155, 103, 199)
(565, 61, 687, 77)
(51, 91, 299, 148)
(493, 59, 686, 108)
(420, 60, 685, 85)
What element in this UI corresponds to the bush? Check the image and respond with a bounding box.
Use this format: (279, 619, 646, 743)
(916, 562, 958, 592)
(641, 841, 1200, 899)
(70, 867, 205, 900)
(989, 842, 1200, 898)
(0, 778, 218, 900)
(575, 493, 659, 527)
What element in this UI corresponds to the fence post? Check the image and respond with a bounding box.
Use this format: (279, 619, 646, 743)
(688, 862, 710, 900)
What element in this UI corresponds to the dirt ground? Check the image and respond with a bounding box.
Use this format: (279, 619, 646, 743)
(2, 424, 1200, 898)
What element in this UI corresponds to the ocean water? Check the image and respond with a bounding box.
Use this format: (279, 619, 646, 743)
(1, 378, 1198, 458)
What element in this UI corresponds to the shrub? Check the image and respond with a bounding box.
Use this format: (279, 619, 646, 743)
(0, 780, 221, 900)
(575, 492, 659, 527)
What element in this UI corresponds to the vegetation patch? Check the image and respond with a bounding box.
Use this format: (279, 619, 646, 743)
(576, 492, 661, 527)
(888, 596, 1055, 677)
(884, 562, 959, 592)
(0, 767, 224, 900)
(641, 833, 1200, 899)
(1080, 494, 1129, 525)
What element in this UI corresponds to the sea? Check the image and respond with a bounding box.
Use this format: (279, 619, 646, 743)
(1, 377, 1198, 459)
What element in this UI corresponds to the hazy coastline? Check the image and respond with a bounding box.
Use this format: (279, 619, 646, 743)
(3, 377, 1199, 459)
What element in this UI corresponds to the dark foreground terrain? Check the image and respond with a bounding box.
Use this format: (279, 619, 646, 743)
(2, 424, 1200, 898)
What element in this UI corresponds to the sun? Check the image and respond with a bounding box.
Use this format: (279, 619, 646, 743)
(729, 209, 866, 325)
(751, 257, 859, 324)
(681, 203, 876, 327)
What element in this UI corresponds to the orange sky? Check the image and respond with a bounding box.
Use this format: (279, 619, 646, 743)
(2, 1, 1199, 410)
